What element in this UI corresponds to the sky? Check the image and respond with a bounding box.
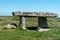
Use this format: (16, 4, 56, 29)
(0, 0, 60, 17)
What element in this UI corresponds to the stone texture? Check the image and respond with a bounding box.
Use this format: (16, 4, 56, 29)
(4, 24, 16, 29)
(19, 16, 26, 30)
(38, 17, 48, 28)
(39, 28, 51, 32)
(12, 12, 57, 17)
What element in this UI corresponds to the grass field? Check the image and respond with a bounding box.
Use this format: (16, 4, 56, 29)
(0, 16, 60, 40)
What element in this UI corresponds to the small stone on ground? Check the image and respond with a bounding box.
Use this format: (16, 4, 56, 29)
(4, 24, 17, 29)
(39, 28, 51, 32)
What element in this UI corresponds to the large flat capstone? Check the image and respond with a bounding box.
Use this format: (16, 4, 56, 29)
(12, 11, 57, 17)
(12, 11, 57, 30)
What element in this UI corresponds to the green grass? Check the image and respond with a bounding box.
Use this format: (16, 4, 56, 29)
(0, 29, 60, 40)
(0, 16, 60, 40)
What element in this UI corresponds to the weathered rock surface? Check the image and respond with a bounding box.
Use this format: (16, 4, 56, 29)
(4, 23, 17, 29)
(39, 28, 51, 32)
(12, 11, 57, 17)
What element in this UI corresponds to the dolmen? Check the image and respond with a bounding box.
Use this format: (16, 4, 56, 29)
(12, 11, 57, 31)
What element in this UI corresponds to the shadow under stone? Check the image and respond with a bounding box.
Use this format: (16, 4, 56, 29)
(26, 26, 38, 30)
(40, 27, 49, 29)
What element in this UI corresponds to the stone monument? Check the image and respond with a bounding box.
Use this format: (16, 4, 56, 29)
(12, 11, 57, 30)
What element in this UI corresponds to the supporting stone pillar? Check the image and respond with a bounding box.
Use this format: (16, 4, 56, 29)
(19, 16, 26, 30)
(38, 17, 48, 28)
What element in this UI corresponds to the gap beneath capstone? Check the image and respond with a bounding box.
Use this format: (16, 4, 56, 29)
(26, 26, 38, 30)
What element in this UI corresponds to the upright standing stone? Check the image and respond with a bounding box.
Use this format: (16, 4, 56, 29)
(19, 16, 26, 30)
(38, 17, 48, 28)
